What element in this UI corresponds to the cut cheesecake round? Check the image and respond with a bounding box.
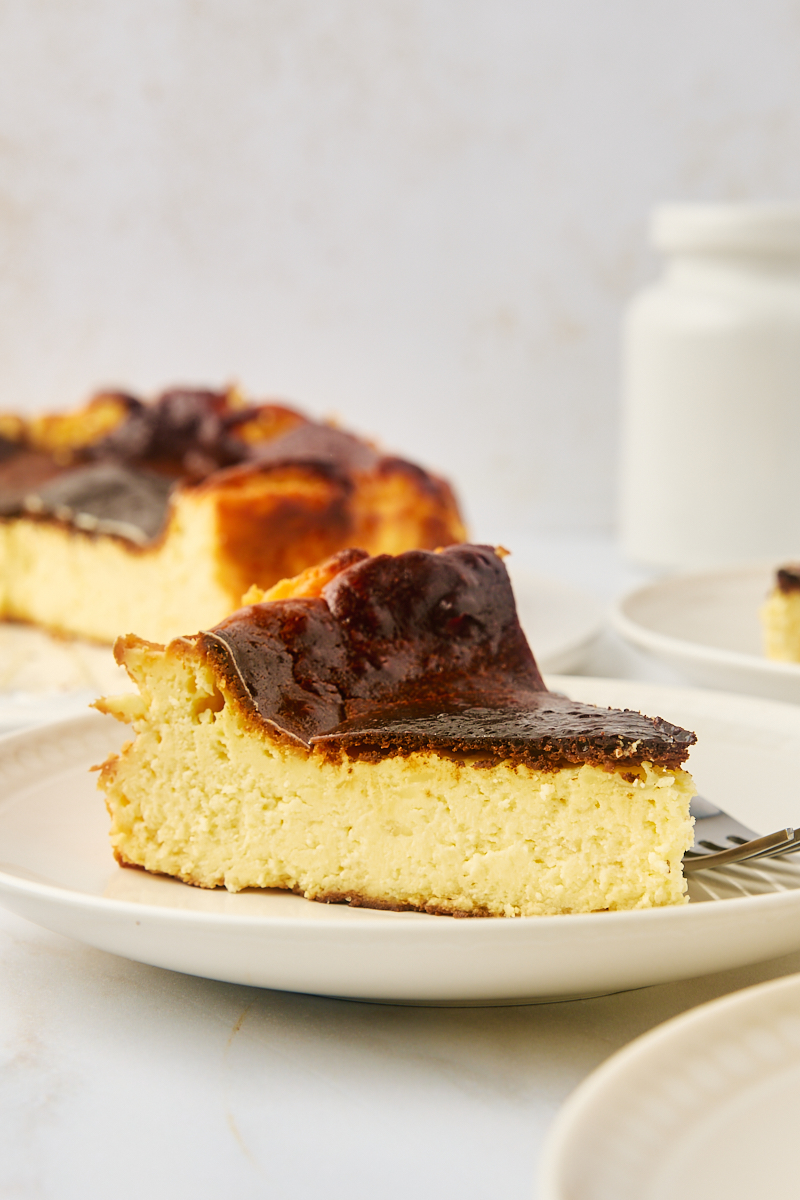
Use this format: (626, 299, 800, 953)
(95, 545, 697, 917)
(0, 387, 465, 644)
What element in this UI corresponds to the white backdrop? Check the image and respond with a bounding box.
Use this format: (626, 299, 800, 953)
(1, 0, 800, 540)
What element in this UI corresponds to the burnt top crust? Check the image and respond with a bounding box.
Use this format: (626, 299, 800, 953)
(0, 388, 286, 538)
(776, 565, 800, 593)
(201, 545, 696, 770)
(313, 702, 695, 770)
(249, 423, 379, 475)
(0, 388, 439, 543)
(0, 462, 174, 540)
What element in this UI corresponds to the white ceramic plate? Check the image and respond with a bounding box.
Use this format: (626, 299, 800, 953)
(506, 567, 602, 673)
(613, 562, 800, 703)
(2, 676, 800, 1004)
(540, 970, 800, 1199)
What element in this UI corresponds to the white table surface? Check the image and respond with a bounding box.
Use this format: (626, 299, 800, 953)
(1, 533, 789, 1200)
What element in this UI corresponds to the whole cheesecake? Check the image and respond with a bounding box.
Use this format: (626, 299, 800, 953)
(0, 386, 465, 644)
(95, 544, 697, 917)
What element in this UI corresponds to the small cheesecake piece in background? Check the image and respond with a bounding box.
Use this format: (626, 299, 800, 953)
(95, 545, 697, 918)
(762, 565, 800, 662)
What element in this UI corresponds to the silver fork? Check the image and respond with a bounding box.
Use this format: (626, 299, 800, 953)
(683, 795, 800, 874)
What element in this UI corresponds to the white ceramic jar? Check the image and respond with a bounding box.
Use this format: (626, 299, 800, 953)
(620, 204, 800, 569)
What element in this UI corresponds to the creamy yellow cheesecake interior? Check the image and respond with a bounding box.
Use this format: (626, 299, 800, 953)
(0, 387, 465, 644)
(762, 565, 800, 662)
(96, 545, 696, 917)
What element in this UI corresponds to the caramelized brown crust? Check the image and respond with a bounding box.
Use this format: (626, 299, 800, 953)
(777, 565, 800, 593)
(0, 450, 68, 504)
(0, 462, 174, 541)
(199, 545, 696, 770)
(311, 890, 496, 917)
(312, 702, 694, 771)
(0, 390, 465, 566)
(208, 464, 359, 601)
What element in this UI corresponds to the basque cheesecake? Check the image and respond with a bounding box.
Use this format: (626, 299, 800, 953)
(95, 544, 697, 917)
(762, 565, 800, 662)
(0, 386, 464, 644)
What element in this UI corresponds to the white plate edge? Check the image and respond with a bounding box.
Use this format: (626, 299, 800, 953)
(538, 970, 800, 1199)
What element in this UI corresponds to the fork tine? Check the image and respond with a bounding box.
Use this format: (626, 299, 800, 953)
(724, 829, 800, 863)
(683, 828, 796, 873)
(758, 830, 800, 860)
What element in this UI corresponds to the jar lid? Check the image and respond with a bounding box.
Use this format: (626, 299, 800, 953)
(652, 203, 800, 255)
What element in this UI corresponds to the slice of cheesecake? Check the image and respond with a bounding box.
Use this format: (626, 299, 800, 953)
(95, 545, 697, 917)
(762, 565, 800, 662)
(0, 386, 464, 644)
